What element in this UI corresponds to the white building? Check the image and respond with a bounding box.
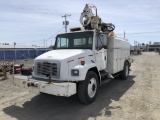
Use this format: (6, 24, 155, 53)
(153, 42, 160, 45)
(0, 44, 43, 49)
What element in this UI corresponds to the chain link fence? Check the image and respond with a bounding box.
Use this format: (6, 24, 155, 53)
(0, 48, 50, 61)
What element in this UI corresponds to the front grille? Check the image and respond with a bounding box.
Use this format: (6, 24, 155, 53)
(36, 61, 60, 78)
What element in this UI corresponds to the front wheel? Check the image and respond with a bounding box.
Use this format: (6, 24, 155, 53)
(78, 71, 99, 104)
(120, 61, 129, 80)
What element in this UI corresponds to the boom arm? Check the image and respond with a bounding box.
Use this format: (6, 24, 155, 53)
(80, 4, 115, 33)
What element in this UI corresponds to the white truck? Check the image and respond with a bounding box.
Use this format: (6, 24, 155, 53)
(14, 4, 132, 104)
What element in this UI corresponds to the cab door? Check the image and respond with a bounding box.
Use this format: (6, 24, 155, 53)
(94, 34, 107, 70)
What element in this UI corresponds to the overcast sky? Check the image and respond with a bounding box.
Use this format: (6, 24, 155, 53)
(0, 0, 160, 46)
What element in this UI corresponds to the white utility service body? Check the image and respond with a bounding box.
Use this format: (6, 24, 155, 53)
(14, 30, 131, 103)
(14, 4, 132, 104)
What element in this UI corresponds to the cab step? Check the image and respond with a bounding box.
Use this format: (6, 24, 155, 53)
(101, 78, 112, 85)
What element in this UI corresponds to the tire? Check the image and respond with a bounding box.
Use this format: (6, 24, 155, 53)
(120, 61, 129, 80)
(78, 71, 99, 104)
(21, 70, 24, 75)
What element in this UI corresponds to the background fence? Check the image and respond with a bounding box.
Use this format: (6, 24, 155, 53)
(0, 48, 51, 60)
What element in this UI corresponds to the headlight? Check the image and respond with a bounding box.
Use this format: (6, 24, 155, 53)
(71, 69, 79, 76)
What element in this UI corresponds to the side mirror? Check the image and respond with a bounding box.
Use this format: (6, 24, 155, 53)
(53, 45, 55, 50)
(96, 45, 107, 50)
(103, 45, 107, 49)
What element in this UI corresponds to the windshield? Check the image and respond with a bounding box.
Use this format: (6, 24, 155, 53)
(55, 31, 93, 49)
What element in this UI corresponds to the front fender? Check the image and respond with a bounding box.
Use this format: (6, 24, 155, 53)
(68, 63, 97, 81)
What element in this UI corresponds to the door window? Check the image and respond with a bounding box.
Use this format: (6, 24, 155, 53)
(95, 34, 104, 50)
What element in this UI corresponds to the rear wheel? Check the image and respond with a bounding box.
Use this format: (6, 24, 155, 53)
(78, 71, 99, 104)
(21, 70, 24, 75)
(120, 61, 129, 80)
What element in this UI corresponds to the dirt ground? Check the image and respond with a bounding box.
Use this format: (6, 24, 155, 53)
(0, 52, 160, 120)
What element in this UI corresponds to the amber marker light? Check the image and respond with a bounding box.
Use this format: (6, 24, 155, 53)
(110, 31, 114, 36)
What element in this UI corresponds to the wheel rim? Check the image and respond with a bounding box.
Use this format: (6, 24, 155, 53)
(88, 78, 97, 98)
(125, 64, 128, 76)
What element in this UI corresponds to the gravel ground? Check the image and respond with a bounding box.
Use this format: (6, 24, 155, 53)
(0, 52, 160, 120)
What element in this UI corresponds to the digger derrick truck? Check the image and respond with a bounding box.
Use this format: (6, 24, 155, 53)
(14, 4, 132, 104)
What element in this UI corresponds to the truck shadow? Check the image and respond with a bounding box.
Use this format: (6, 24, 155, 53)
(3, 76, 135, 120)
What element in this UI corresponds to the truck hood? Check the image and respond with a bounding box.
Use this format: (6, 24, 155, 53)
(35, 49, 87, 61)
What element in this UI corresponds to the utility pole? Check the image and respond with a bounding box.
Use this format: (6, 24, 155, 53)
(14, 42, 16, 48)
(124, 30, 125, 38)
(62, 14, 71, 32)
(43, 39, 45, 48)
(46, 40, 47, 48)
